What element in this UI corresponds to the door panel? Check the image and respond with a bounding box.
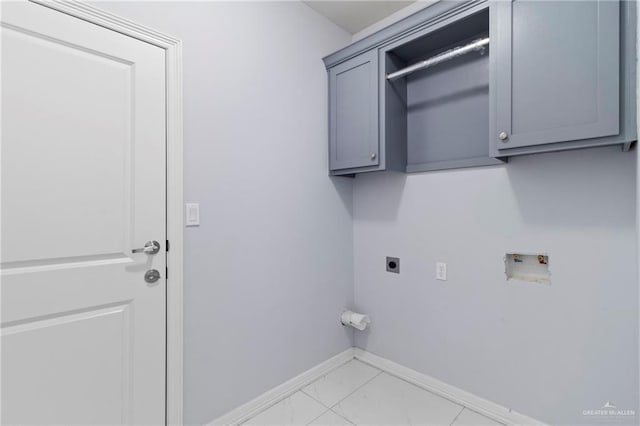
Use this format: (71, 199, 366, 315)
(329, 50, 379, 170)
(2, 24, 133, 263)
(1, 1, 166, 424)
(2, 303, 132, 425)
(493, 0, 620, 150)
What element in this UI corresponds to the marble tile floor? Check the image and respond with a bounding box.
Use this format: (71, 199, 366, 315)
(242, 360, 504, 426)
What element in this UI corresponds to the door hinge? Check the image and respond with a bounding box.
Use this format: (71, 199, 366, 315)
(166, 240, 170, 252)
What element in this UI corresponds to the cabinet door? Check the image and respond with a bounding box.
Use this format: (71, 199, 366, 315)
(492, 0, 620, 151)
(329, 50, 379, 171)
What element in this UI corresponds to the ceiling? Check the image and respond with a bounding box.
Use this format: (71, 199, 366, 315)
(303, 1, 416, 34)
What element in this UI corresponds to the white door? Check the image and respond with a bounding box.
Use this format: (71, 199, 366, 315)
(1, 1, 167, 424)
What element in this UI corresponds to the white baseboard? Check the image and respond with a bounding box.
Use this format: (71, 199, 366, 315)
(208, 347, 546, 426)
(353, 348, 546, 426)
(208, 348, 355, 425)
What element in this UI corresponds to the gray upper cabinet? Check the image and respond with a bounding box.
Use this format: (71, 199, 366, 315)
(329, 50, 379, 172)
(324, 0, 636, 175)
(491, 0, 636, 157)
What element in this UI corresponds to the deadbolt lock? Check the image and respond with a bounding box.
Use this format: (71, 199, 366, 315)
(145, 269, 161, 283)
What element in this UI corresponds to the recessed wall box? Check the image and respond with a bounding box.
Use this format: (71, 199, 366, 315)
(505, 253, 550, 284)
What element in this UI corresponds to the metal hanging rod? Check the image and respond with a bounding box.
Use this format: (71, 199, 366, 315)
(386, 37, 490, 81)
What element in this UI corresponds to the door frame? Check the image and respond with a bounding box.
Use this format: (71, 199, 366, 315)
(27, 1, 184, 423)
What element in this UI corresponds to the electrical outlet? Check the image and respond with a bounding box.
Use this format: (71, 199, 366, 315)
(436, 262, 447, 281)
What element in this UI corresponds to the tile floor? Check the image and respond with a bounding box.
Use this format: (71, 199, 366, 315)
(242, 360, 504, 425)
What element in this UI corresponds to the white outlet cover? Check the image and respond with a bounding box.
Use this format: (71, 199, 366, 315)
(436, 262, 447, 281)
(185, 203, 200, 226)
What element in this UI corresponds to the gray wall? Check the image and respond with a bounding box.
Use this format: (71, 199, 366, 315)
(352, 147, 638, 425)
(92, 2, 639, 425)
(350, 5, 639, 425)
(92, 2, 354, 424)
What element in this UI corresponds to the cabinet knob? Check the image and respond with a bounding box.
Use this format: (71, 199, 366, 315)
(499, 131, 509, 141)
(371, 152, 377, 161)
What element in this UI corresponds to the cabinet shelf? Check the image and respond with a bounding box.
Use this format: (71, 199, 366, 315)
(382, 8, 503, 173)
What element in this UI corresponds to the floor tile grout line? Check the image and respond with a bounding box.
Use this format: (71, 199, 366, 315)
(299, 359, 367, 409)
(305, 408, 331, 425)
(243, 355, 505, 426)
(337, 362, 468, 426)
(245, 357, 356, 423)
(356, 357, 471, 415)
(328, 408, 356, 425)
(305, 408, 355, 426)
(329, 369, 384, 411)
(300, 388, 332, 409)
(300, 358, 383, 410)
(449, 406, 466, 425)
(301, 359, 383, 425)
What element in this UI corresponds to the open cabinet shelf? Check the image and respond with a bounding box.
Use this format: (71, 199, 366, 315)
(381, 8, 503, 173)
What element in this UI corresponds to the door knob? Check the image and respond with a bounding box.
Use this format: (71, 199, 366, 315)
(132, 241, 161, 255)
(499, 131, 509, 141)
(145, 269, 161, 283)
(371, 152, 377, 161)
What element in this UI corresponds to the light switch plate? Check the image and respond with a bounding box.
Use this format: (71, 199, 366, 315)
(185, 203, 200, 226)
(436, 262, 447, 281)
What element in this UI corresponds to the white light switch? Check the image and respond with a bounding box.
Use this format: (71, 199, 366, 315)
(436, 262, 447, 281)
(185, 203, 200, 226)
